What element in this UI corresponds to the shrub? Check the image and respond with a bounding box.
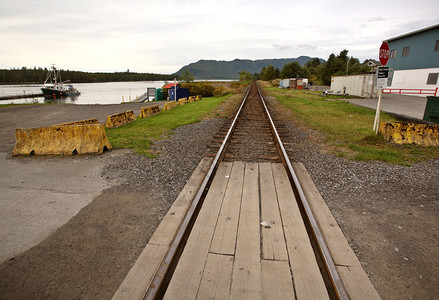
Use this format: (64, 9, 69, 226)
(180, 82, 215, 97)
(213, 86, 227, 97)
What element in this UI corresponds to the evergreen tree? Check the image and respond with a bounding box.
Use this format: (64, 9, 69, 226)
(280, 62, 304, 79)
(259, 65, 276, 81)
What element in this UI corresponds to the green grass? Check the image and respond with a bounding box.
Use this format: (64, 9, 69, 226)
(105, 96, 229, 156)
(267, 87, 439, 165)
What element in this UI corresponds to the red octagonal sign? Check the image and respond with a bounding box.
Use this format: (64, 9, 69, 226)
(379, 41, 390, 66)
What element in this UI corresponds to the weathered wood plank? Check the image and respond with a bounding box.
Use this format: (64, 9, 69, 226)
(261, 259, 295, 299)
(112, 244, 168, 300)
(291, 162, 360, 267)
(272, 163, 329, 299)
(337, 265, 381, 300)
(210, 161, 245, 255)
(259, 162, 288, 261)
(148, 157, 214, 246)
(196, 253, 234, 299)
(230, 163, 261, 299)
(164, 162, 233, 300)
(292, 162, 380, 299)
(112, 157, 213, 300)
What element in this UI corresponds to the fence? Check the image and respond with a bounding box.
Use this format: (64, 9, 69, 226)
(382, 87, 438, 96)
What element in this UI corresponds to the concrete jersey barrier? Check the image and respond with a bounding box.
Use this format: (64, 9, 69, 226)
(379, 122, 439, 146)
(178, 97, 188, 105)
(163, 101, 177, 111)
(105, 110, 136, 128)
(139, 105, 160, 118)
(52, 119, 100, 126)
(13, 124, 112, 156)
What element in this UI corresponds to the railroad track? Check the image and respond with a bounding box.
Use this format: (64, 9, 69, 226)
(113, 81, 380, 299)
(138, 82, 349, 299)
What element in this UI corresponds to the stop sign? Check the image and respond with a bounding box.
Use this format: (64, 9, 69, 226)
(379, 41, 390, 66)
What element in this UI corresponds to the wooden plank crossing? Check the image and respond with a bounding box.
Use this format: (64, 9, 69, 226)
(164, 162, 329, 299)
(114, 159, 380, 300)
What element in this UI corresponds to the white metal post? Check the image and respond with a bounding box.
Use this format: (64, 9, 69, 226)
(373, 88, 382, 134)
(174, 78, 177, 102)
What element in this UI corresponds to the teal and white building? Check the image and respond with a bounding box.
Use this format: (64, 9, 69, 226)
(385, 24, 439, 95)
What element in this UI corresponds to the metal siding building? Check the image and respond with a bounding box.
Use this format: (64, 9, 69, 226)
(386, 25, 439, 70)
(385, 24, 439, 95)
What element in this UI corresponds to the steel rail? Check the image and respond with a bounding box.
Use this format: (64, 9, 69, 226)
(255, 84, 350, 300)
(145, 82, 350, 299)
(144, 84, 253, 299)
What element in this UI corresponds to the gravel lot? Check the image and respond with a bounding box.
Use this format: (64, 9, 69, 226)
(0, 94, 438, 299)
(265, 95, 439, 299)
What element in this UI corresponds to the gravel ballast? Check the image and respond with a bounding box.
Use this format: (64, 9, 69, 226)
(0, 97, 438, 299)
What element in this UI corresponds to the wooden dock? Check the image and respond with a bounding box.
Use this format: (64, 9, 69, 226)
(0, 93, 44, 101)
(113, 159, 380, 299)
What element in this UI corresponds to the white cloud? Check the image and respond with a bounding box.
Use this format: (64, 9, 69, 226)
(0, 0, 438, 72)
(273, 44, 292, 51)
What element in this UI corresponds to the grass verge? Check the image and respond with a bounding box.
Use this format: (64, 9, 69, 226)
(266, 87, 439, 165)
(105, 95, 234, 156)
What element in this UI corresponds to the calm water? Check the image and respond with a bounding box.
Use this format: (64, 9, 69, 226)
(0, 81, 167, 105)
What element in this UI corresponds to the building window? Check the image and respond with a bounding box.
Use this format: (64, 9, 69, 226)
(435, 40, 439, 51)
(390, 49, 397, 58)
(427, 73, 438, 85)
(402, 46, 410, 57)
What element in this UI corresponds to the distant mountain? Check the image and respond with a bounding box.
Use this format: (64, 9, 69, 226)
(174, 56, 323, 79)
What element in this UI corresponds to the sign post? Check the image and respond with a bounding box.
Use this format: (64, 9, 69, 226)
(374, 42, 390, 134)
(174, 78, 177, 102)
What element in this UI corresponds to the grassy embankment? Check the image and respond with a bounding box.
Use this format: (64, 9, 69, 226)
(266, 87, 439, 165)
(105, 94, 238, 157)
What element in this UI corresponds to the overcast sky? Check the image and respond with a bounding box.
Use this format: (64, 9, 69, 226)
(0, 0, 438, 74)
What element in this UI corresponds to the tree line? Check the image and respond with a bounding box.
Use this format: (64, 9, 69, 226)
(240, 49, 374, 85)
(0, 67, 174, 84)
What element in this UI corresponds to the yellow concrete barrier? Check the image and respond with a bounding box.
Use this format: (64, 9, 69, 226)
(196, 95, 202, 101)
(13, 124, 112, 156)
(105, 110, 136, 128)
(188, 96, 195, 103)
(163, 101, 177, 111)
(52, 119, 99, 126)
(379, 122, 439, 146)
(139, 105, 160, 118)
(178, 97, 188, 105)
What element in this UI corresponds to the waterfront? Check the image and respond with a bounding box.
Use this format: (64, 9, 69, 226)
(0, 81, 167, 105)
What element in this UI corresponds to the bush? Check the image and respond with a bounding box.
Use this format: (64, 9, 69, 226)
(270, 79, 280, 87)
(213, 86, 227, 97)
(180, 82, 215, 97)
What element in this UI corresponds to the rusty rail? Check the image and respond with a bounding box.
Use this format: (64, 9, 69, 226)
(256, 84, 349, 300)
(145, 82, 349, 299)
(144, 84, 252, 299)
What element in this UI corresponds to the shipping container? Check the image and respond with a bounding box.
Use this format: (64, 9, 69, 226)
(330, 74, 377, 98)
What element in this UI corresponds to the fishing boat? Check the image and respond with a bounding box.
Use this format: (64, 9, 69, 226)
(41, 65, 80, 98)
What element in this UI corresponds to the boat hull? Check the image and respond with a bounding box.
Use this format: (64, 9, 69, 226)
(41, 87, 81, 98)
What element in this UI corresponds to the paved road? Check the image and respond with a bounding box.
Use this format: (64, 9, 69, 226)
(0, 102, 164, 264)
(0, 101, 166, 153)
(347, 94, 428, 120)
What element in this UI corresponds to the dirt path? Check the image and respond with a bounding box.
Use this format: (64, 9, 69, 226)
(0, 102, 222, 299)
